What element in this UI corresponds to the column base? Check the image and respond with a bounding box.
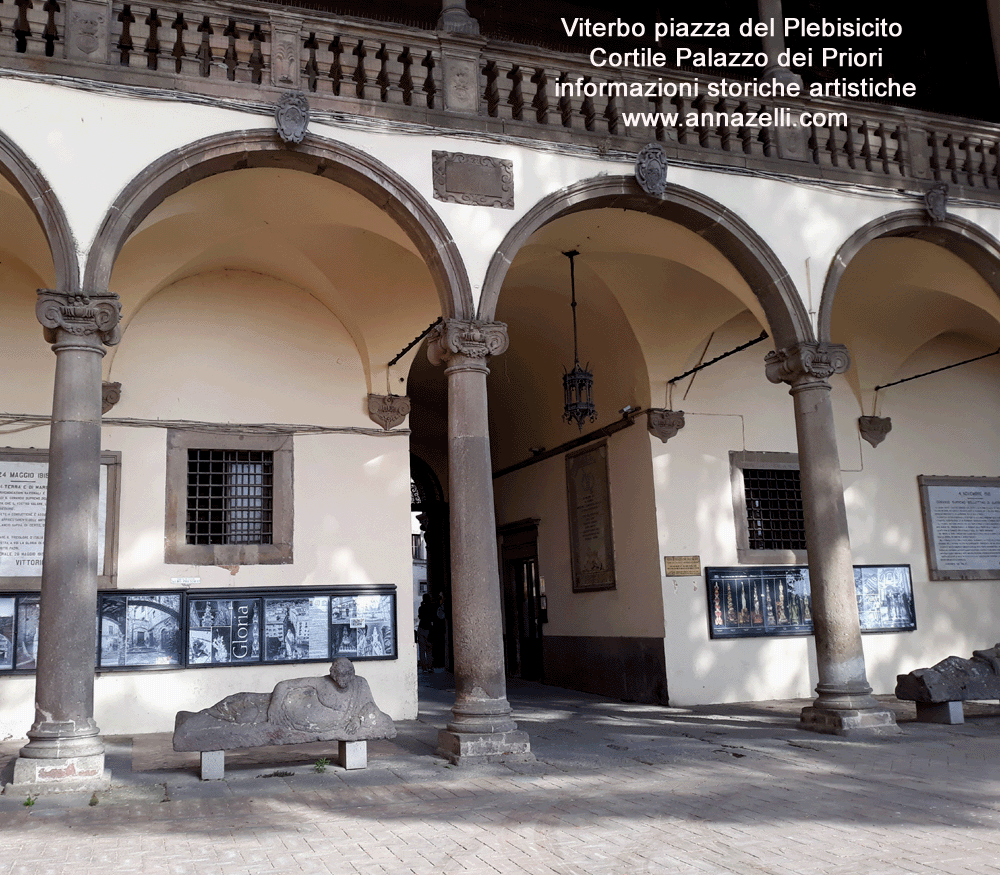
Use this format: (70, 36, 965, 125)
(2, 753, 110, 795)
(437, 728, 533, 765)
(800, 704, 899, 737)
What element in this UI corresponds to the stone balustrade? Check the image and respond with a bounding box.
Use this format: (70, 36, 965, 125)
(2, 0, 1000, 198)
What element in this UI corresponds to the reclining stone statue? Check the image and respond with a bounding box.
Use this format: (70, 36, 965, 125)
(895, 643, 1000, 724)
(174, 657, 395, 776)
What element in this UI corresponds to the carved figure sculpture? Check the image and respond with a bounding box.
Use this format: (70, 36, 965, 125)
(173, 657, 396, 751)
(895, 644, 1000, 703)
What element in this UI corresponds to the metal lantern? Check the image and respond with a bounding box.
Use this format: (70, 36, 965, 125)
(562, 250, 596, 430)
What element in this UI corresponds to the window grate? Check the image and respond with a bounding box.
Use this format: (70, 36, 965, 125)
(186, 449, 274, 545)
(743, 468, 806, 551)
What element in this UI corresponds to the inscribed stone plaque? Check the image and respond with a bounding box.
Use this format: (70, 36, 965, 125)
(432, 151, 514, 209)
(664, 555, 702, 577)
(566, 443, 616, 592)
(0, 454, 112, 581)
(918, 475, 1000, 580)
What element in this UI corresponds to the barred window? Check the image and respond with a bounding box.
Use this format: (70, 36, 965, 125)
(742, 468, 806, 551)
(166, 430, 292, 566)
(186, 450, 274, 545)
(730, 451, 806, 563)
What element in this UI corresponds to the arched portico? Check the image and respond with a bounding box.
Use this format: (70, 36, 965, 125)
(819, 210, 1000, 344)
(0, 130, 77, 291)
(479, 176, 812, 351)
(84, 130, 474, 322)
(480, 176, 896, 736)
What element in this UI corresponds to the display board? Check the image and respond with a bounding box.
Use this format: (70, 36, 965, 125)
(918, 475, 1000, 580)
(2, 585, 397, 673)
(706, 565, 915, 638)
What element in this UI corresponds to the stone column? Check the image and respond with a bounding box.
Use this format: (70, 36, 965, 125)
(427, 320, 531, 764)
(437, 0, 479, 34)
(10, 289, 121, 792)
(757, 0, 803, 87)
(765, 342, 897, 736)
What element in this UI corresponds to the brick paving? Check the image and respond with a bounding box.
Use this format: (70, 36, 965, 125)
(2, 678, 1000, 874)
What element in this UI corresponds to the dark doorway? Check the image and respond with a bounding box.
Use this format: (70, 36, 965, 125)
(499, 519, 544, 680)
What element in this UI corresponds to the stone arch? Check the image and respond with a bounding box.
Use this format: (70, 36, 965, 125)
(479, 176, 812, 350)
(0, 130, 78, 290)
(83, 130, 474, 320)
(819, 210, 1000, 343)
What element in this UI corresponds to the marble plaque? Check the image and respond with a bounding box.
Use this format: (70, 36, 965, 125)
(918, 475, 1000, 580)
(566, 443, 616, 592)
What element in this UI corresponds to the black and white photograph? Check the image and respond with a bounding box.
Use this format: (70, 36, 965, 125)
(854, 565, 916, 632)
(15, 595, 39, 670)
(330, 593, 396, 659)
(99, 593, 182, 669)
(187, 597, 261, 665)
(0, 596, 13, 671)
(264, 596, 328, 662)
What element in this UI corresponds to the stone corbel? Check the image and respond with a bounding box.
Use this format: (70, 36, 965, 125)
(367, 394, 411, 430)
(36, 290, 122, 347)
(858, 415, 892, 448)
(647, 409, 685, 443)
(765, 342, 850, 386)
(427, 319, 509, 366)
(102, 381, 122, 414)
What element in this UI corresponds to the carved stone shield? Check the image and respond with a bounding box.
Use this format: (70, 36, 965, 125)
(367, 394, 411, 430)
(635, 143, 669, 197)
(275, 92, 310, 144)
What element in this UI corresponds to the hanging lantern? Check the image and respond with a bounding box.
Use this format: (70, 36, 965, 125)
(562, 250, 596, 430)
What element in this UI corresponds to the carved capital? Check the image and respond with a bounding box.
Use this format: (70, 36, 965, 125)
(102, 381, 122, 414)
(765, 342, 850, 386)
(427, 319, 508, 366)
(367, 394, 411, 430)
(859, 415, 892, 448)
(36, 290, 122, 347)
(647, 409, 685, 443)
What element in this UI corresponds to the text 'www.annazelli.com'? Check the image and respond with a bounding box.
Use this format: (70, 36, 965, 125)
(620, 108, 848, 128)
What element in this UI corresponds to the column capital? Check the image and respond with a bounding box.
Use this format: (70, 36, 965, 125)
(765, 342, 850, 387)
(427, 319, 508, 367)
(36, 289, 122, 347)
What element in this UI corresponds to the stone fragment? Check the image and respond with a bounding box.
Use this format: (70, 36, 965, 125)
(895, 643, 1000, 703)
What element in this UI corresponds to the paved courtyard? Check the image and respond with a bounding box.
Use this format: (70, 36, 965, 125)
(2, 676, 999, 874)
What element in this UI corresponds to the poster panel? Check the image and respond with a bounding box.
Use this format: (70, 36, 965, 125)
(330, 594, 396, 659)
(187, 597, 261, 665)
(263, 596, 329, 662)
(707, 565, 915, 638)
(99, 593, 183, 669)
(15, 595, 39, 670)
(0, 597, 14, 671)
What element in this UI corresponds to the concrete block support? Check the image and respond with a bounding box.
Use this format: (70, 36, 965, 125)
(338, 740, 367, 770)
(766, 343, 898, 737)
(428, 320, 532, 764)
(915, 701, 965, 724)
(9, 289, 122, 792)
(201, 751, 226, 780)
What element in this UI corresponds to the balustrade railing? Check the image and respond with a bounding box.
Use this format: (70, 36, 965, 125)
(2, 0, 999, 198)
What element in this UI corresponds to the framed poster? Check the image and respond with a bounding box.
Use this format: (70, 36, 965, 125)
(707, 566, 812, 638)
(188, 597, 262, 665)
(918, 475, 1000, 580)
(0, 596, 14, 671)
(263, 595, 329, 662)
(330, 593, 396, 660)
(98, 592, 183, 669)
(707, 565, 916, 638)
(566, 442, 616, 592)
(15, 595, 39, 670)
(853, 565, 916, 633)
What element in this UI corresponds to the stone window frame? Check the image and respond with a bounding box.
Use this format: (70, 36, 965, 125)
(0, 448, 121, 591)
(729, 450, 807, 565)
(165, 430, 293, 566)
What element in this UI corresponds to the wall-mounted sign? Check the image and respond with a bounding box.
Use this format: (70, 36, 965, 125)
(566, 443, 616, 592)
(918, 475, 1000, 580)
